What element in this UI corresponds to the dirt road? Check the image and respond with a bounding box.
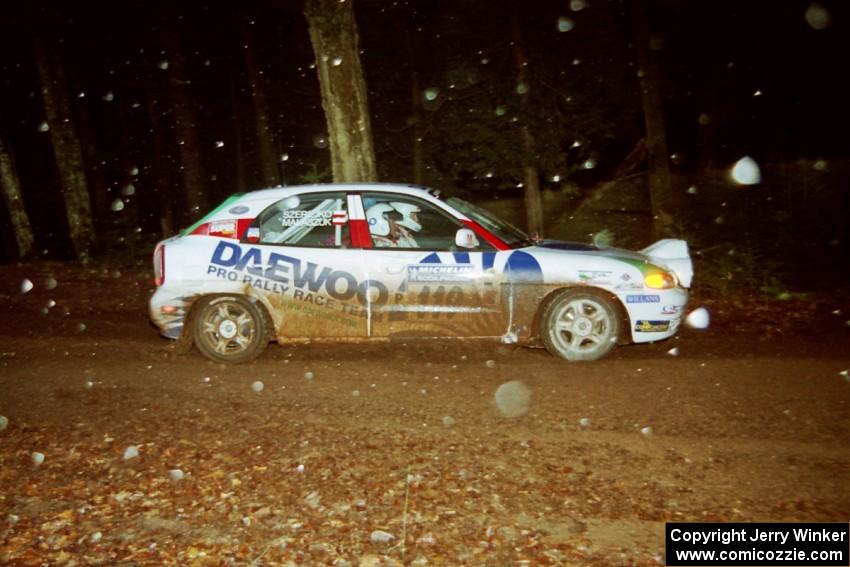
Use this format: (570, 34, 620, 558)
(1, 262, 849, 565)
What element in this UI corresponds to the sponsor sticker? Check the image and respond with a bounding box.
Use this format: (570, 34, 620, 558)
(634, 320, 670, 332)
(210, 219, 236, 236)
(578, 270, 612, 284)
(407, 264, 474, 284)
(281, 210, 333, 227)
(228, 205, 250, 215)
(661, 304, 681, 315)
(332, 211, 348, 225)
(626, 294, 661, 303)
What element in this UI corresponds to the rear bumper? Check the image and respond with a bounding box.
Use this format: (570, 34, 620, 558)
(149, 287, 189, 340)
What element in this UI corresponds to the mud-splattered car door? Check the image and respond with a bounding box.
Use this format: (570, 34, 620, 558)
(243, 190, 370, 340)
(357, 192, 508, 339)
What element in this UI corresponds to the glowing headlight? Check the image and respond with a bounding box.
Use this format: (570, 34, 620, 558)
(644, 271, 676, 289)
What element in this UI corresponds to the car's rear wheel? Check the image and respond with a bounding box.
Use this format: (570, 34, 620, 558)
(192, 296, 270, 364)
(540, 289, 620, 361)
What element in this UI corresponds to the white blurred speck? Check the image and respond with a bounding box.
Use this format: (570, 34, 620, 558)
(110, 199, 125, 212)
(121, 183, 135, 197)
(370, 530, 395, 543)
(168, 469, 184, 481)
(38, 121, 49, 133)
(31, 452, 45, 466)
(0, 416, 8, 430)
(85, 380, 94, 389)
(516, 82, 529, 95)
(485, 359, 496, 368)
(753, 89, 762, 97)
(296, 463, 305, 473)
(570, 0, 587, 10)
(103, 91, 114, 102)
(252, 381, 264, 393)
(557, 17, 575, 32)
(304, 371, 314, 380)
(331, 56, 343, 66)
(351, 389, 360, 397)
(158, 60, 169, 70)
(583, 159, 596, 169)
(442, 415, 455, 427)
(215, 140, 224, 148)
(731, 156, 761, 185)
(579, 417, 591, 428)
(494, 380, 532, 418)
(666, 347, 679, 357)
(685, 307, 710, 330)
(813, 159, 827, 171)
(423, 87, 439, 102)
(90, 531, 102, 543)
(805, 3, 831, 30)
(123, 445, 139, 460)
(20, 279, 34, 294)
(640, 426, 653, 436)
(687, 185, 698, 195)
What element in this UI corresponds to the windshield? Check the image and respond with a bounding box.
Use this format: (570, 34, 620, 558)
(447, 197, 530, 247)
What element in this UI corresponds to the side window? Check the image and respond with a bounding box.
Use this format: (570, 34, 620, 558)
(251, 192, 349, 247)
(362, 193, 478, 250)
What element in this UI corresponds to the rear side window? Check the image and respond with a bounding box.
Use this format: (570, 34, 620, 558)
(251, 192, 349, 247)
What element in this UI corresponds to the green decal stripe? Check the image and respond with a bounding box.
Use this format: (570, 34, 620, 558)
(181, 193, 246, 236)
(613, 256, 664, 275)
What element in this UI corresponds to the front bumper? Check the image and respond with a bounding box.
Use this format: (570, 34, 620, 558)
(621, 287, 688, 343)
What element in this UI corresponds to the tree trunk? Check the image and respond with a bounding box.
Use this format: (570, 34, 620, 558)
(228, 62, 247, 193)
(32, 34, 97, 261)
(632, 0, 676, 239)
(161, 20, 208, 225)
(145, 97, 175, 237)
(241, 19, 280, 187)
(410, 70, 424, 185)
(304, 0, 378, 183)
(511, 4, 544, 238)
(0, 133, 34, 257)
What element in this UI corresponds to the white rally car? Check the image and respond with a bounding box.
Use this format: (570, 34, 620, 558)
(150, 183, 692, 363)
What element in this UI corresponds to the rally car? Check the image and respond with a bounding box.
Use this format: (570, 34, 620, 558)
(150, 183, 692, 363)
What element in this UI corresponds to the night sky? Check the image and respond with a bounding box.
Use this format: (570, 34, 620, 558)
(1, 0, 848, 277)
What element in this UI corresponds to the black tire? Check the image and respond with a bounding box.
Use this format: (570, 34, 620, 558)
(539, 289, 620, 361)
(192, 296, 270, 364)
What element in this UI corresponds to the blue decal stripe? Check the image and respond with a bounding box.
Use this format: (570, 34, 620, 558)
(505, 251, 543, 283)
(483, 252, 496, 271)
(453, 252, 470, 264)
(420, 253, 441, 264)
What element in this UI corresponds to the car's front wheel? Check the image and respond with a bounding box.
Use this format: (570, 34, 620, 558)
(192, 296, 270, 364)
(540, 289, 620, 361)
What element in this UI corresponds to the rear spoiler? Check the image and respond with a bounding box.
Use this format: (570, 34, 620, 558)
(642, 239, 693, 288)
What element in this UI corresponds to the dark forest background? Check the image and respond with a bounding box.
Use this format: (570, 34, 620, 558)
(1, 0, 848, 293)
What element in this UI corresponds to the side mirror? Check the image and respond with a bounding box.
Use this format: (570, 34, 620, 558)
(455, 228, 479, 249)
